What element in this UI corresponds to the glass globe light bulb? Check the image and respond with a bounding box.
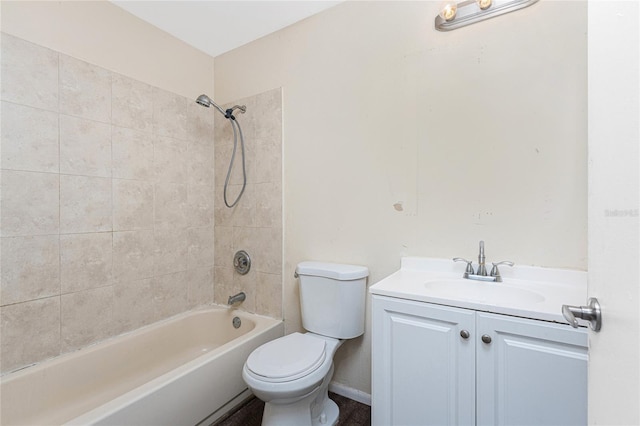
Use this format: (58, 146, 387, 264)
(439, 2, 457, 21)
(476, 0, 492, 10)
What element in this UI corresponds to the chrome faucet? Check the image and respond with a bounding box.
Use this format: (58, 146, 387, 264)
(477, 240, 487, 276)
(228, 291, 246, 305)
(453, 241, 513, 282)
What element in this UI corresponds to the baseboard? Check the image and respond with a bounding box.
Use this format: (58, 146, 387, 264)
(329, 381, 371, 406)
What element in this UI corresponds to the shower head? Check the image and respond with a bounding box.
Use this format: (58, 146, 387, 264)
(195, 94, 227, 116)
(195, 94, 213, 107)
(195, 94, 246, 119)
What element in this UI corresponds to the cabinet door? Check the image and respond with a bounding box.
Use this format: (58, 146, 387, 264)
(372, 296, 475, 426)
(476, 312, 588, 426)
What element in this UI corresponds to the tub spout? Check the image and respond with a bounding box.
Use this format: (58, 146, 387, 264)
(228, 292, 246, 306)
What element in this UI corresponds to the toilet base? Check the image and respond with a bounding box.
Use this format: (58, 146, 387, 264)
(261, 394, 339, 426)
(260, 365, 338, 426)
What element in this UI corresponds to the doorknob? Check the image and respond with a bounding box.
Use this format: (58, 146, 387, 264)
(562, 297, 602, 332)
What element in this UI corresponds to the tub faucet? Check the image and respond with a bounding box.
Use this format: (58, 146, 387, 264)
(228, 292, 246, 306)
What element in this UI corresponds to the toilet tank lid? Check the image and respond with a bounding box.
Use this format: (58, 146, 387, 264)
(296, 261, 369, 280)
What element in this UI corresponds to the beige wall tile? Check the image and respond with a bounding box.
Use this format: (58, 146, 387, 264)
(213, 185, 233, 227)
(113, 230, 155, 281)
(233, 227, 282, 274)
(154, 183, 188, 229)
(187, 226, 215, 269)
(232, 227, 260, 268)
(214, 184, 256, 227)
(253, 227, 283, 275)
(59, 55, 111, 123)
(154, 228, 188, 276)
(232, 267, 257, 313)
(187, 100, 214, 142)
(60, 114, 111, 177)
(1, 297, 60, 373)
(153, 88, 187, 140)
(188, 139, 215, 186)
(153, 271, 188, 320)
(1, 34, 58, 112)
(187, 267, 214, 308)
(256, 272, 283, 319)
(1, 34, 219, 370)
(61, 286, 114, 352)
(213, 265, 233, 306)
(254, 137, 282, 184)
(1, 102, 59, 173)
(113, 179, 154, 231)
(214, 111, 234, 147)
(113, 278, 154, 335)
(229, 184, 256, 227)
(187, 183, 214, 228)
(253, 88, 283, 140)
(1, 170, 59, 237)
(112, 126, 154, 181)
(255, 182, 283, 228)
(112, 73, 153, 132)
(214, 143, 232, 186)
(213, 226, 233, 268)
(154, 135, 187, 183)
(214, 132, 253, 187)
(60, 233, 112, 294)
(1, 235, 60, 305)
(60, 175, 112, 233)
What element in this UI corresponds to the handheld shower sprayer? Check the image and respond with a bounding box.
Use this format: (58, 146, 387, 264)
(196, 94, 246, 119)
(195, 94, 247, 208)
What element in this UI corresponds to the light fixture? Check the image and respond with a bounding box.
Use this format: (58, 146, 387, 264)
(435, 0, 539, 32)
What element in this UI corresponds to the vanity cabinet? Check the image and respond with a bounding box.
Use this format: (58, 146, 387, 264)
(372, 295, 588, 426)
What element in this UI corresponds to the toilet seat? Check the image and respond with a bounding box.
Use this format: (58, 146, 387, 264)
(245, 333, 327, 383)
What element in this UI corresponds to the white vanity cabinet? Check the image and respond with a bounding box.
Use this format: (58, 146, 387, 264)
(372, 295, 588, 426)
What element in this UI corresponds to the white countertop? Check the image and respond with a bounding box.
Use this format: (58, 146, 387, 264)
(369, 257, 588, 325)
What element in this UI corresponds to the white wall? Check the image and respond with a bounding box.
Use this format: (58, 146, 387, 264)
(215, 1, 587, 395)
(1, 0, 214, 98)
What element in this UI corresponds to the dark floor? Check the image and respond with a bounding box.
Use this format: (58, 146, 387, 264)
(214, 392, 371, 426)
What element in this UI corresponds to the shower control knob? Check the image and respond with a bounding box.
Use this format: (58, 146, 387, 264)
(481, 334, 492, 344)
(233, 250, 251, 275)
(460, 330, 470, 339)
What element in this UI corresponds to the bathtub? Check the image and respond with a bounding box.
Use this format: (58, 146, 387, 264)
(0, 307, 283, 426)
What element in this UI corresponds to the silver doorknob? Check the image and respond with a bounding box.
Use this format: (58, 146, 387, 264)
(460, 330, 470, 339)
(481, 334, 492, 344)
(562, 297, 602, 332)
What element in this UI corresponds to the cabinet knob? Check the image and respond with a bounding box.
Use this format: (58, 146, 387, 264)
(460, 330, 470, 339)
(481, 334, 492, 344)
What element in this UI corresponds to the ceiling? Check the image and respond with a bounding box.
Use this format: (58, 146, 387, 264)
(111, 1, 343, 58)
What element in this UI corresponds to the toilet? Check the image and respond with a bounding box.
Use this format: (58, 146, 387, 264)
(242, 261, 369, 426)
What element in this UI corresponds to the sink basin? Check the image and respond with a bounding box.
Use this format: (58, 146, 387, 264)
(423, 279, 545, 304)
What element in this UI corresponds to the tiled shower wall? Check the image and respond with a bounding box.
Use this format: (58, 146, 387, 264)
(0, 34, 216, 373)
(213, 88, 283, 320)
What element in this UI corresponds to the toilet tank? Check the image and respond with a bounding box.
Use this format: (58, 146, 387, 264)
(296, 261, 369, 339)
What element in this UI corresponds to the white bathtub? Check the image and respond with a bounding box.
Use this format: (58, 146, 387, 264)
(0, 307, 283, 426)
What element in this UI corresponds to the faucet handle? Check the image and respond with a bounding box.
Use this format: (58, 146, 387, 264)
(490, 261, 514, 282)
(453, 258, 475, 278)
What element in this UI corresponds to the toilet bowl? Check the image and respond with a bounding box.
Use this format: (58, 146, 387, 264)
(242, 261, 368, 426)
(242, 332, 343, 426)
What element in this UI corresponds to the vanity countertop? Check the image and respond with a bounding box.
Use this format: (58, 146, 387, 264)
(369, 257, 588, 325)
